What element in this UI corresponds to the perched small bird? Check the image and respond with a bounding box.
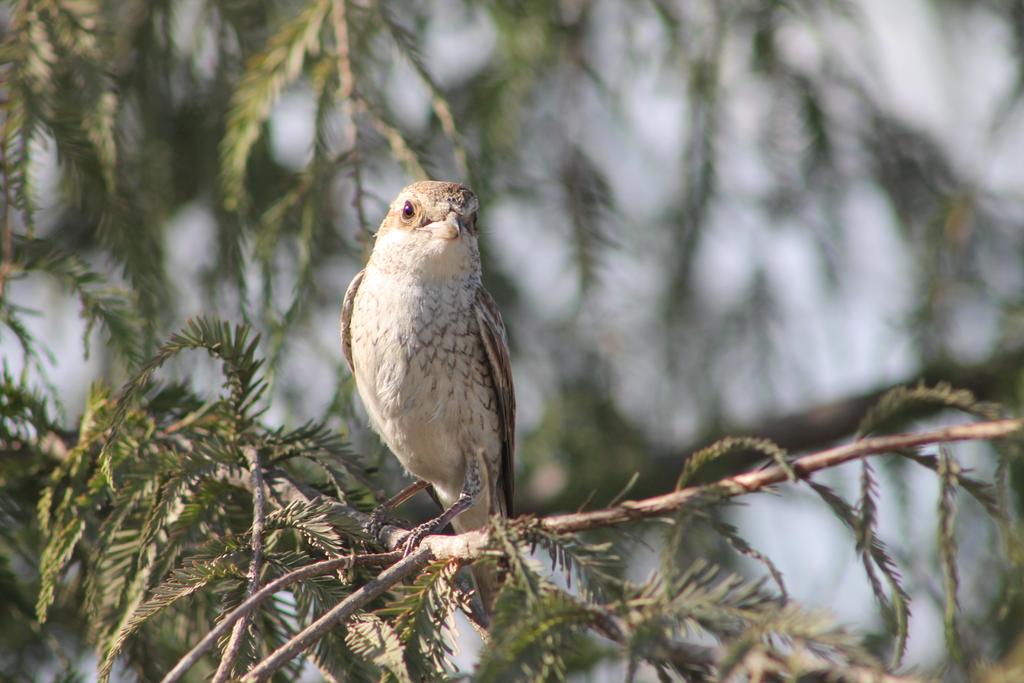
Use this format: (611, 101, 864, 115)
(340, 180, 514, 615)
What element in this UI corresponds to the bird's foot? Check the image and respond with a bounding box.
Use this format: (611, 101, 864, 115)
(399, 518, 444, 556)
(365, 505, 395, 544)
(398, 487, 477, 556)
(363, 480, 431, 545)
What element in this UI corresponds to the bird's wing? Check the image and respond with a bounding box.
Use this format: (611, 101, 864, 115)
(339, 268, 366, 373)
(474, 285, 516, 517)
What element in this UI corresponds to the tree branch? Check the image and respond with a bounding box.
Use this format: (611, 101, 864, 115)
(650, 352, 1024, 485)
(541, 418, 1022, 534)
(516, 352, 1024, 513)
(226, 417, 1020, 681)
(212, 446, 268, 682)
(241, 547, 435, 682)
(330, 0, 370, 247)
(159, 551, 401, 683)
(0, 132, 14, 302)
(727, 349, 1024, 456)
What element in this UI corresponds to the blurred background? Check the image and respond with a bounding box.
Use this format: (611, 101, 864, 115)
(3, 0, 1024, 679)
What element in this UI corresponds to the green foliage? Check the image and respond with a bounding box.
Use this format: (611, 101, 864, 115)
(0, 0, 113, 231)
(532, 528, 619, 603)
(345, 613, 413, 683)
(36, 382, 116, 624)
(98, 555, 246, 681)
(374, 3, 467, 177)
(263, 498, 352, 555)
(808, 477, 913, 666)
(30, 319, 377, 681)
(475, 520, 902, 683)
(376, 559, 461, 680)
(97, 317, 266, 488)
(678, 436, 793, 489)
(479, 585, 593, 683)
(857, 382, 1002, 437)
(220, 0, 330, 210)
(13, 313, 1024, 681)
(478, 523, 597, 682)
(852, 383, 1022, 665)
(10, 236, 142, 364)
(937, 447, 962, 662)
(707, 517, 788, 600)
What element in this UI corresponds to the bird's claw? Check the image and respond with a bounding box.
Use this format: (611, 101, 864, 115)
(399, 520, 440, 556)
(365, 505, 392, 544)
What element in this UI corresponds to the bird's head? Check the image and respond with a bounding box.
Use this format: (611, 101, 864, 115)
(370, 181, 481, 280)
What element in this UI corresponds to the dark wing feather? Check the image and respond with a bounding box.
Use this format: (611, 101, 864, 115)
(474, 286, 516, 517)
(339, 268, 366, 373)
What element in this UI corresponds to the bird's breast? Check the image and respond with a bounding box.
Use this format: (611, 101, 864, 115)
(349, 268, 499, 493)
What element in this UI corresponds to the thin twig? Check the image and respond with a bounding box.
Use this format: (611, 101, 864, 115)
(375, 4, 468, 179)
(365, 107, 427, 179)
(241, 547, 434, 682)
(159, 551, 400, 683)
(330, 0, 370, 248)
(601, 352, 1024, 518)
(0, 131, 14, 302)
(540, 418, 1024, 534)
(212, 446, 268, 682)
(271, 419, 1022, 566)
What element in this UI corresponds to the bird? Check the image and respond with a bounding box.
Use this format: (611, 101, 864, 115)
(340, 180, 514, 617)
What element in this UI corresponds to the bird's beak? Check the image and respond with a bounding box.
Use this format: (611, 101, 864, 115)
(418, 212, 463, 241)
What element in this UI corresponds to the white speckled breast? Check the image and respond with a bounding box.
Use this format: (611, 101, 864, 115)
(349, 265, 502, 528)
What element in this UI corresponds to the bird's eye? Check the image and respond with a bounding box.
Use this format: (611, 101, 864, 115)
(401, 200, 415, 220)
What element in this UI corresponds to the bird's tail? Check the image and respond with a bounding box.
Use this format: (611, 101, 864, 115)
(451, 511, 503, 627)
(469, 561, 501, 625)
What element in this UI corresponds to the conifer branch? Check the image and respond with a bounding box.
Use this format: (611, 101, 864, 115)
(541, 418, 1023, 534)
(0, 133, 14, 302)
(225, 417, 1020, 681)
(241, 547, 434, 682)
(212, 446, 269, 683)
(159, 551, 401, 683)
(330, 0, 370, 244)
(237, 419, 1024, 589)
